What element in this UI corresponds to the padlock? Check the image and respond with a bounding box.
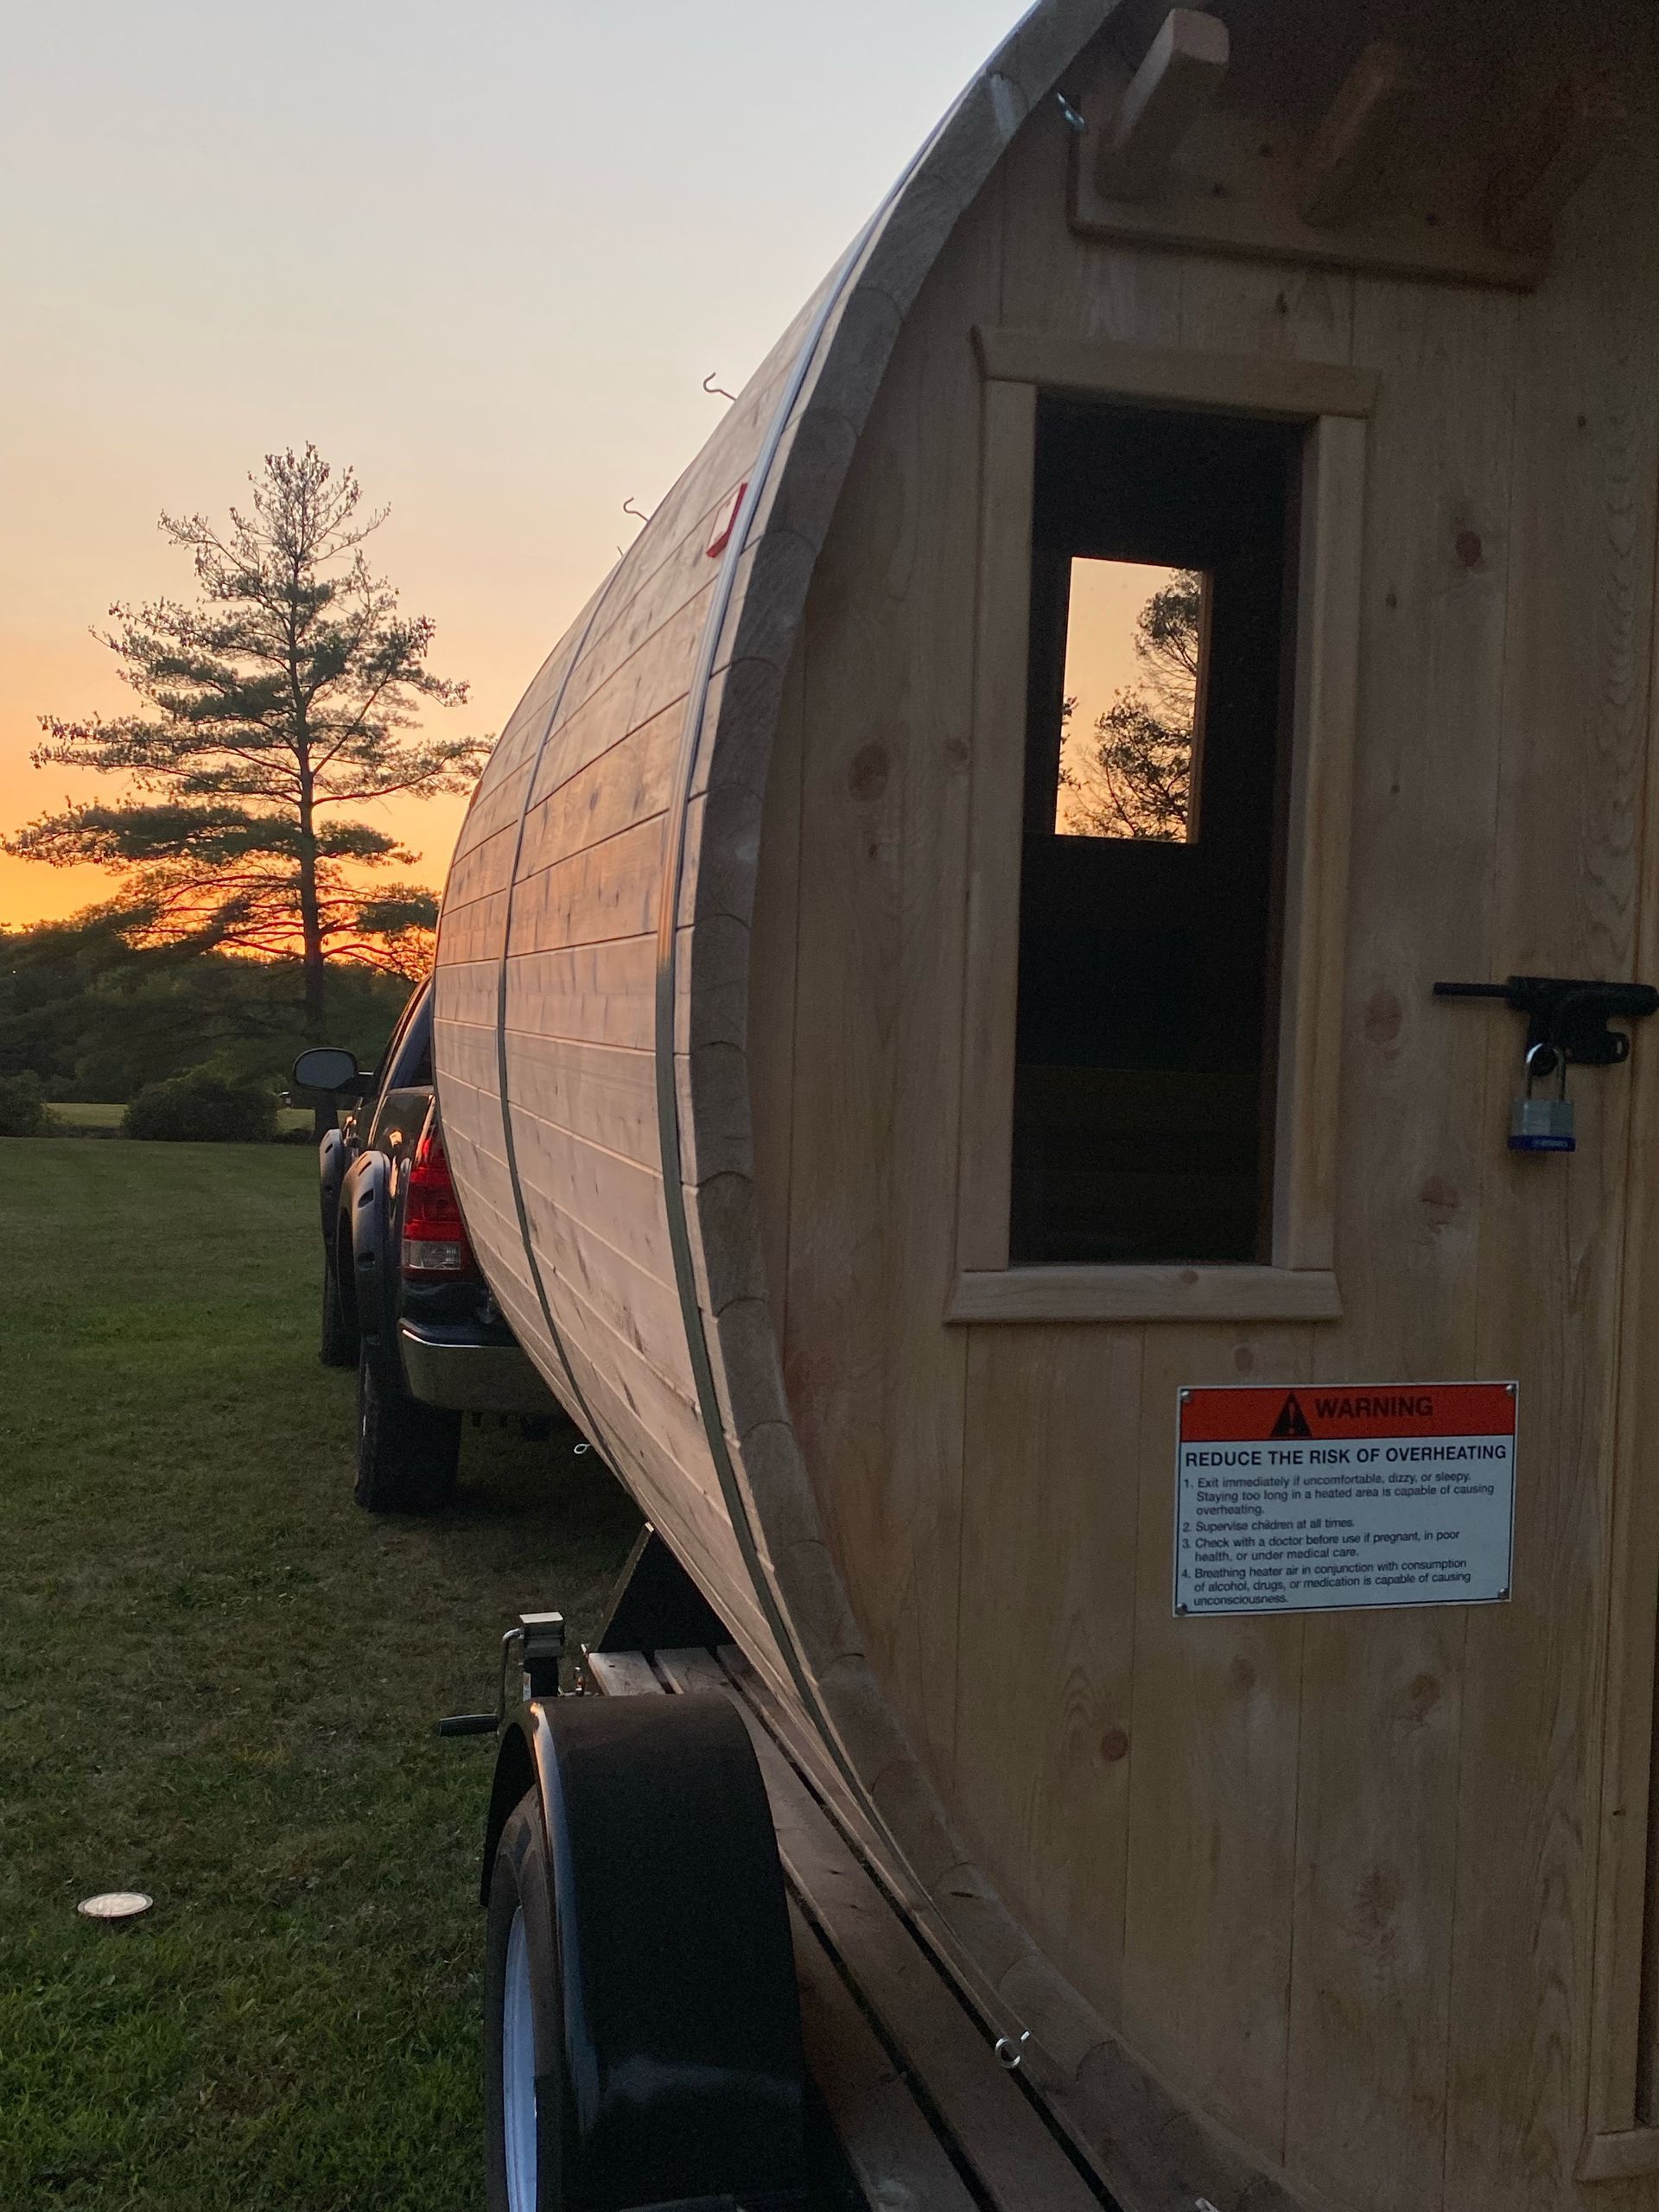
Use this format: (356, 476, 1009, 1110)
(1510, 1042, 1575, 1153)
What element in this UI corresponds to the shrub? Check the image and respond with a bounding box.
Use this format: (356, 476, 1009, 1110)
(123, 1069, 279, 1144)
(0, 1071, 48, 1137)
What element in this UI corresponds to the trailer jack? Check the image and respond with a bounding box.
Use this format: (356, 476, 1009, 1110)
(438, 1611, 565, 1736)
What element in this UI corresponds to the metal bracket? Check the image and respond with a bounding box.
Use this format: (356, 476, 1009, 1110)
(437, 1611, 566, 1736)
(518, 1611, 566, 1700)
(1433, 975, 1659, 1067)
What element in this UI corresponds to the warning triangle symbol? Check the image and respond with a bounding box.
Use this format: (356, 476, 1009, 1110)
(1269, 1393, 1313, 1440)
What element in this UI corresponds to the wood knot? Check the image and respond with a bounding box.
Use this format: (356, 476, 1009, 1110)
(944, 736, 969, 769)
(1100, 1726, 1130, 1763)
(1363, 989, 1402, 1046)
(849, 742, 889, 801)
(1418, 1177, 1459, 1227)
(1407, 1671, 1442, 1720)
(1455, 528, 1484, 569)
(1355, 1866, 1401, 1931)
(1234, 1345, 1255, 1376)
(1228, 1656, 1256, 1694)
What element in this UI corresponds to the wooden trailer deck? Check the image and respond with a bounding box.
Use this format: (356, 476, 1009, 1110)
(586, 1644, 1111, 2212)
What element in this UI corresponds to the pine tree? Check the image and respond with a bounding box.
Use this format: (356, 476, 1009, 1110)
(6, 446, 487, 1030)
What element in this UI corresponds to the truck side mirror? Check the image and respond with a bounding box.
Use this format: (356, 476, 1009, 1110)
(292, 1046, 369, 1096)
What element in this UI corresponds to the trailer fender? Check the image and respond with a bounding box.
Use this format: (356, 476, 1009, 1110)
(482, 1691, 805, 2209)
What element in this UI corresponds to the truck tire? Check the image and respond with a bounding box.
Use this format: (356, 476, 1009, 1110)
(320, 1253, 358, 1369)
(354, 1344, 460, 1513)
(485, 1792, 575, 2212)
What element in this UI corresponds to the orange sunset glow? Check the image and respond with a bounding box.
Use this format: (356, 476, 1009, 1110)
(1, 0, 1022, 934)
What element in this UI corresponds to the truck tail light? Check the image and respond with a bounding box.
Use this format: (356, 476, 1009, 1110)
(402, 1123, 476, 1281)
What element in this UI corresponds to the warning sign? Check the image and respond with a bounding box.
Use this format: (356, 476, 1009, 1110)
(1174, 1382, 1516, 1618)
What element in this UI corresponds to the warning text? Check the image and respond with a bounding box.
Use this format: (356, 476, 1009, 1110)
(1173, 1384, 1516, 1618)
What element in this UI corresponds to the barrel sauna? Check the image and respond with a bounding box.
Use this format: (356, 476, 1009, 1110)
(435, 2, 1659, 2204)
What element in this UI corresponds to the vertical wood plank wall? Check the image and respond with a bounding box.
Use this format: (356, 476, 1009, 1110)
(1452, 120, 1659, 2205)
(749, 81, 1659, 2212)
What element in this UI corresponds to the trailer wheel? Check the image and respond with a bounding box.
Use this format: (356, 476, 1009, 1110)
(485, 1792, 572, 2212)
(319, 1252, 358, 1368)
(354, 1345, 460, 1513)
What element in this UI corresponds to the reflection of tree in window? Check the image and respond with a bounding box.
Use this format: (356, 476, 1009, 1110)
(1013, 400, 1298, 1266)
(1057, 567, 1204, 842)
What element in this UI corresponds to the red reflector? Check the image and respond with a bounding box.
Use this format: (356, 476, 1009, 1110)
(705, 480, 747, 559)
(402, 1124, 476, 1280)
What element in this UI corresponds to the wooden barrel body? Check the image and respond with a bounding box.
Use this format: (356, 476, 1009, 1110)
(435, 2, 1659, 2203)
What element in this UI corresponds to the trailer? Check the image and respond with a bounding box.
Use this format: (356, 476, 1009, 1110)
(432, 1, 1659, 2204)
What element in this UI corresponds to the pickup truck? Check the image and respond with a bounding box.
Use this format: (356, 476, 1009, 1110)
(292, 982, 554, 1513)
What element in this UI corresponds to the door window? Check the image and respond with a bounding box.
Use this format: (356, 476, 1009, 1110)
(1011, 401, 1300, 1268)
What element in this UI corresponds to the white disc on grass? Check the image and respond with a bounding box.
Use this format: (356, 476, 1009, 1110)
(77, 1891, 153, 1921)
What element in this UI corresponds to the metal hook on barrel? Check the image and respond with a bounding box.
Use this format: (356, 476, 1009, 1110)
(622, 497, 651, 530)
(702, 372, 736, 403)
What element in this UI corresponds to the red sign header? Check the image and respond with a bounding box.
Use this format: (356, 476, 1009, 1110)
(1179, 1382, 1516, 1444)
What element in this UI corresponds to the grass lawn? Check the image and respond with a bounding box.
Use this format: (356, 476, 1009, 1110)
(45, 1104, 312, 1135)
(0, 1138, 641, 2210)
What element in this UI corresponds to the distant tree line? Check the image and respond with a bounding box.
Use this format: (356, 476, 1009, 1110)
(0, 912, 408, 1106)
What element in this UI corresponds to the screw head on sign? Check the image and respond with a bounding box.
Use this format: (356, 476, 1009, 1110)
(78, 1892, 153, 1922)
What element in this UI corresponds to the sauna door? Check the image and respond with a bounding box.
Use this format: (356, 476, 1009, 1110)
(949, 315, 1659, 2197)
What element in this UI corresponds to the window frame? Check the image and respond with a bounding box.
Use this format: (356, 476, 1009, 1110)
(951, 330, 1374, 1325)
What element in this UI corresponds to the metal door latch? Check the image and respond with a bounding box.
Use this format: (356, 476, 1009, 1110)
(1434, 976, 1657, 1160)
(1433, 976, 1659, 1065)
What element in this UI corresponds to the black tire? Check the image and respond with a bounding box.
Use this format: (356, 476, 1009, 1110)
(354, 1345, 460, 1513)
(484, 1793, 574, 2212)
(319, 1252, 358, 1368)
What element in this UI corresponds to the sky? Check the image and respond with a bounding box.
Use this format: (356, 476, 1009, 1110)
(0, 0, 1021, 926)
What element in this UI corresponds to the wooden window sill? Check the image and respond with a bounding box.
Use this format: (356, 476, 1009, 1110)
(1579, 2129, 1659, 2183)
(946, 1265, 1342, 1325)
